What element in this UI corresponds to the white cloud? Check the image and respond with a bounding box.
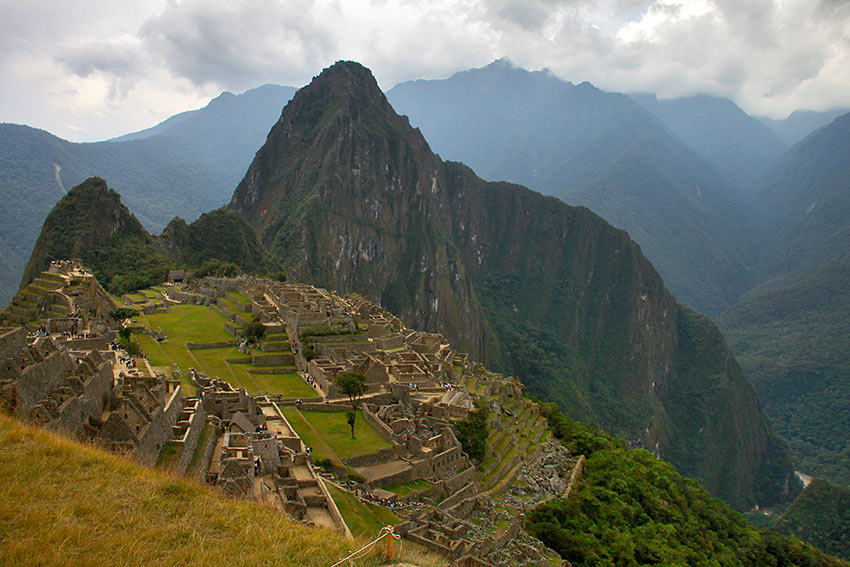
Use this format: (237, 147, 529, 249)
(0, 0, 847, 141)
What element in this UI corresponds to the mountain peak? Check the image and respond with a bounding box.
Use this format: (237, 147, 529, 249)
(304, 60, 384, 101)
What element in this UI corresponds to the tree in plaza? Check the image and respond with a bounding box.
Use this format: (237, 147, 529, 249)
(334, 372, 368, 439)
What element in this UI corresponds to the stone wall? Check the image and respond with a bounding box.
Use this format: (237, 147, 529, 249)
(252, 353, 294, 366)
(61, 336, 107, 351)
(167, 289, 209, 305)
(172, 398, 207, 475)
(133, 384, 184, 466)
(341, 446, 397, 469)
(318, 479, 353, 539)
(186, 341, 234, 350)
(197, 426, 221, 484)
(46, 357, 114, 434)
(362, 403, 400, 445)
(431, 445, 465, 478)
(0, 327, 25, 358)
(47, 318, 81, 334)
(15, 346, 76, 414)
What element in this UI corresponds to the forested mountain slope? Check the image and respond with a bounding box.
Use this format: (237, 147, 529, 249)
(719, 111, 850, 485)
(387, 60, 755, 316)
(631, 93, 786, 200)
(231, 60, 795, 509)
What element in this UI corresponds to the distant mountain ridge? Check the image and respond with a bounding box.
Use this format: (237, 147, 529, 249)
(0, 84, 295, 306)
(630, 93, 787, 200)
(387, 59, 755, 316)
(759, 108, 850, 147)
(230, 60, 796, 510)
(719, 110, 850, 486)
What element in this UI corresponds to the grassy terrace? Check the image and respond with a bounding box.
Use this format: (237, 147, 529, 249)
(326, 484, 400, 538)
(132, 298, 318, 398)
(384, 478, 433, 497)
(0, 415, 394, 567)
(227, 290, 252, 305)
(281, 408, 392, 464)
(143, 305, 234, 344)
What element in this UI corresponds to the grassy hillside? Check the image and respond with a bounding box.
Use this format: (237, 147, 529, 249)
(0, 414, 406, 567)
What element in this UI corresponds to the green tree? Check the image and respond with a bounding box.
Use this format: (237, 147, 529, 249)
(334, 372, 368, 439)
(453, 400, 489, 460)
(110, 308, 138, 323)
(345, 411, 357, 441)
(243, 316, 266, 344)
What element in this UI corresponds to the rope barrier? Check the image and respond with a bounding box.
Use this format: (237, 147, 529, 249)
(329, 526, 400, 567)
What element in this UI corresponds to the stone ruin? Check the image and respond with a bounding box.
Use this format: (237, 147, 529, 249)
(194, 372, 348, 535)
(0, 325, 187, 466)
(1, 267, 573, 565)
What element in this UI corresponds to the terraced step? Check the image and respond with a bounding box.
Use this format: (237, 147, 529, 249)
(514, 402, 533, 423)
(34, 277, 63, 290)
(2, 311, 30, 325)
(21, 288, 43, 302)
(9, 304, 38, 318)
(483, 448, 521, 491)
(481, 430, 516, 477)
(487, 458, 526, 495)
(26, 284, 50, 297)
(486, 427, 509, 452)
(40, 272, 66, 283)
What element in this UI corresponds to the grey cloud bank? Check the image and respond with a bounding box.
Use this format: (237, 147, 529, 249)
(1, 0, 847, 141)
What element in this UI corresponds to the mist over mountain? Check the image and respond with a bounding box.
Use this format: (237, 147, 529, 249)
(759, 108, 850, 147)
(630, 93, 787, 200)
(0, 84, 294, 306)
(719, 111, 850, 485)
(753, 111, 850, 289)
(231, 60, 795, 509)
(387, 59, 755, 316)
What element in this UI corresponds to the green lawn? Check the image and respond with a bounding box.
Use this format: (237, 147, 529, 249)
(281, 407, 343, 466)
(191, 348, 239, 382)
(142, 304, 234, 344)
(233, 368, 317, 398)
(384, 479, 433, 497)
(326, 484, 400, 539)
(134, 305, 236, 390)
(134, 333, 197, 390)
(227, 290, 252, 305)
(281, 408, 391, 462)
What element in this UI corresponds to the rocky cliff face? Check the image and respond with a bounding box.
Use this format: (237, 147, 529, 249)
(230, 61, 794, 509)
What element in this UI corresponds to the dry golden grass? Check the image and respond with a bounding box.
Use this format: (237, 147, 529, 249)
(0, 415, 442, 567)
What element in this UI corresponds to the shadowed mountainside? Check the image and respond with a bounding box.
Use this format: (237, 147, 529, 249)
(230, 60, 795, 510)
(387, 60, 755, 316)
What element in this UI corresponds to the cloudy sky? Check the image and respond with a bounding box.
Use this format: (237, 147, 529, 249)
(1, 0, 848, 142)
